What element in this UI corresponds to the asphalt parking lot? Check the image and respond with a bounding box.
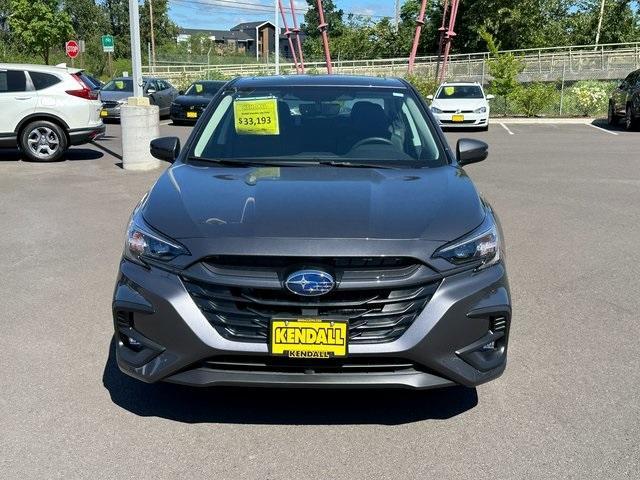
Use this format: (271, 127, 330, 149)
(1, 119, 639, 479)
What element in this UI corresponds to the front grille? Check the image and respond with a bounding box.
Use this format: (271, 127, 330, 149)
(102, 101, 118, 109)
(441, 119, 478, 124)
(182, 257, 440, 345)
(441, 109, 474, 114)
(202, 356, 419, 374)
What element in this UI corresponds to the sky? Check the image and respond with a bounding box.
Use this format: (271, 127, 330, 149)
(168, 0, 398, 31)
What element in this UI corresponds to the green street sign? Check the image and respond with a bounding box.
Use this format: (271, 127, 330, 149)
(102, 35, 114, 53)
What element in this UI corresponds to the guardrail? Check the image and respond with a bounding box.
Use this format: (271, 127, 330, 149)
(143, 42, 640, 84)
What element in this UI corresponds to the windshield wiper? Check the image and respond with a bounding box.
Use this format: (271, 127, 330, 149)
(188, 156, 303, 167)
(316, 160, 405, 170)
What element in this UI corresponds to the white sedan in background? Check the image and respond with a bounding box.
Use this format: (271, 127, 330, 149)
(427, 82, 493, 131)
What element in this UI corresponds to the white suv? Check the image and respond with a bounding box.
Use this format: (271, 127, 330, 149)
(427, 82, 493, 131)
(0, 64, 105, 161)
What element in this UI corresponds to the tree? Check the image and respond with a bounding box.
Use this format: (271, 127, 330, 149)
(62, 0, 109, 74)
(302, 0, 345, 38)
(140, 0, 178, 49)
(9, 0, 74, 64)
(479, 28, 524, 113)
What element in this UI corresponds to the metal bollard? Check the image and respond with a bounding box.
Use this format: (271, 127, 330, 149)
(120, 97, 160, 171)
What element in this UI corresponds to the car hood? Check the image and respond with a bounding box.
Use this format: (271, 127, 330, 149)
(99, 90, 134, 102)
(431, 98, 487, 111)
(173, 95, 214, 107)
(142, 164, 485, 243)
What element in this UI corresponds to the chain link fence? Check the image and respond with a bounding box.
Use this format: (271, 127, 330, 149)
(148, 43, 640, 117)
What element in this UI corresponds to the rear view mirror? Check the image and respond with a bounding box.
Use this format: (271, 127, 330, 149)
(486, 94, 495, 100)
(456, 138, 488, 166)
(426, 94, 434, 100)
(150, 136, 180, 163)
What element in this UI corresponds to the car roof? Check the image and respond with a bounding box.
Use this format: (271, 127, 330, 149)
(0, 63, 83, 74)
(231, 75, 407, 89)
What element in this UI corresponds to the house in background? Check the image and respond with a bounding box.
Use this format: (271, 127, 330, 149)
(177, 21, 304, 60)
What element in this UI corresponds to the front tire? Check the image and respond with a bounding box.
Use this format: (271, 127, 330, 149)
(625, 105, 638, 131)
(19, 120, 67, 162)
(607, 102, 618, 125)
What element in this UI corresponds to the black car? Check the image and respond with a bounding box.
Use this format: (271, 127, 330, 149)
(170, 80, 227, 125)
(608, 68, 640, 130)
(113, 75, 511, 390)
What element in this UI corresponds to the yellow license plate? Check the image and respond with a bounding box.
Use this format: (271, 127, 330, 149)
(186, 111, 198, 119)
(271, 319, 348, 358)
(100, 110, 108, 117)
(452, 114, 464, 122)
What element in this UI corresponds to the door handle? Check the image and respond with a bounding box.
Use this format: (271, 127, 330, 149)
(15, 96, 33, 100)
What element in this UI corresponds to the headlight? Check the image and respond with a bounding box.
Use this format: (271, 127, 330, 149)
(474, 106, 487, 113)
(431, 106, 443, 114)
(125, 208, 189, 264)
(433, 211, 501, 270)
(117, 98, 128, 105)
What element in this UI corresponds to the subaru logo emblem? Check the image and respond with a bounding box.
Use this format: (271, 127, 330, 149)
(285, 270, 335, 296)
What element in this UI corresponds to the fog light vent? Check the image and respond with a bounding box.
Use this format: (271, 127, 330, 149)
(492, 316, 507, 333)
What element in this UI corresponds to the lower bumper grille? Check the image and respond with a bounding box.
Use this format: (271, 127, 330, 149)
(202, 356, 418, 374)
(183, 275, 440, 344)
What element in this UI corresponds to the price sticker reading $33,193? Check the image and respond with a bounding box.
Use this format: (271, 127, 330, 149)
(233, 97, 280, 136)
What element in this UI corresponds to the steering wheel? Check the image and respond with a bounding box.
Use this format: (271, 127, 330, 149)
(350, 136, 393, 150)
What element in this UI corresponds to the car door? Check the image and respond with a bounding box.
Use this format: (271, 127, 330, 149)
(145, 80, 159, 107)
(0, 69, 36, 139)
(632, 73, 640, 116)
(613, 73, 634, 116)
(157, 80, 171, 113)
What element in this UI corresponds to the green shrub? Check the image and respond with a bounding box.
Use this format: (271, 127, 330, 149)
(568, 80, 609, 116)
(512, 83, 557, 117)
(405, 74, 438, 99)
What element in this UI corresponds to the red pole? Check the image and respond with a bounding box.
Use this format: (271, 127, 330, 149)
(278, 0, 300, 73)
(407, 0, 429, 74)
(290, 0, 305, 73)
(439, 0, 460, 83)
(434, 0, 450, 80)
(316, 0, 333, 74)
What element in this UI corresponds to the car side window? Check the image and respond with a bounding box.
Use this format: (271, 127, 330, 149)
(28, 71, 62, 90)
(0, 70, 27, 92)
(158, 80, 167, 91)
(147, 80, 158, 92)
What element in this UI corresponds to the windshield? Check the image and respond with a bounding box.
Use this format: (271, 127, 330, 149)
(186, 81, 224, 97)
(102, 79, 133, 92)
(190, 85, 445, 168)
(436, 85, 484, 99)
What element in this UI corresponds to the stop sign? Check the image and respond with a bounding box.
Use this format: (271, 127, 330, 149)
(65, 40, 79, 59)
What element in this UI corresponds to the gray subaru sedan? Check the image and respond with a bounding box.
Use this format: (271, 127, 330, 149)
(112, 75, 511, 389)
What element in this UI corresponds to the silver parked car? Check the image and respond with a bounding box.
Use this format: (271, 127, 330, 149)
(99, 77, 178, 120)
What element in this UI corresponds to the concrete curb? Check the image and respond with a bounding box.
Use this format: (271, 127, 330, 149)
(496, 117, 598, 124)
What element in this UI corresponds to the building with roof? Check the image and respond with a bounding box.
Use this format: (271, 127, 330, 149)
(177, 21, 303, 60)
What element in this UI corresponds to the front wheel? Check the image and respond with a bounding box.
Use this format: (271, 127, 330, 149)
(19, 120, 67, 162)
(625, 105, 638, 131)
(607, 102, 618, 125)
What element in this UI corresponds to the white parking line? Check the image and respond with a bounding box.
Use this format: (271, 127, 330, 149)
(159, 120, 172, 126)
(588, 124, 618, 136)
(499, 122, 515, 135)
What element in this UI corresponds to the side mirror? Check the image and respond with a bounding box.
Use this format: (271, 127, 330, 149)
(426, 94, 434, 100)
(486, 94, 495, 100)
(178, 90, 184, 95)
(456, 138, 488, 166)
(146, 88, 156, 95)
(150, 136, 180, 163)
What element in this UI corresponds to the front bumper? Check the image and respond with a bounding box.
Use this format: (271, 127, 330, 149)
(113, 259, 511, 389)
(433, 112, 489, 128)
(100, 105, 122, 120)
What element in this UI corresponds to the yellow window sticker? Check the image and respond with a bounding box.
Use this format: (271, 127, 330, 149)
(115, 80, 124, 90)
(195, 83, 203, 93)
(444, 86, 455, 96)
(233, 97, 280, 135)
